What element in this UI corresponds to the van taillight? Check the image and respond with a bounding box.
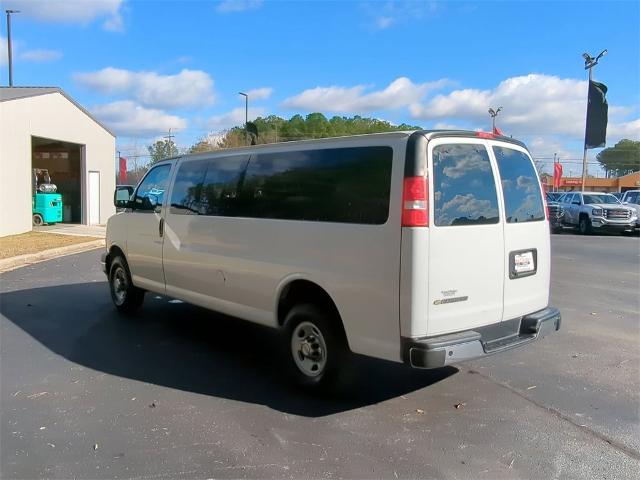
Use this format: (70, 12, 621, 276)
(402, 176, 428, 227)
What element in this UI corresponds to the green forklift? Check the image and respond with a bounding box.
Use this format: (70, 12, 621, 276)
(32, 168, 63, 226)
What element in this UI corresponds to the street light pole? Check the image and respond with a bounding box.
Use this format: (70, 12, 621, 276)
(580, 49, 607, 191)
(6, 10, 19, 87)
(239, 92, 248, 145)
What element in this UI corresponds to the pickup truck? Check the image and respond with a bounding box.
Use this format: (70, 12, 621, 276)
(621, 190, 640, 232)
(560, 191, 637, 234)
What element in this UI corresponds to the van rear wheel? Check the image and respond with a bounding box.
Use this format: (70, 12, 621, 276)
(109, 255, 145, 313)
(32, 214, 44, 226)
(285, 304, 347, 391)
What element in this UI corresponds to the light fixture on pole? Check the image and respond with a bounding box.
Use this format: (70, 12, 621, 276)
(239, 92, 248, 145)
(488, 107, 502, 133)
(580, 49, 607, 191)
(5, 9, 20, 87)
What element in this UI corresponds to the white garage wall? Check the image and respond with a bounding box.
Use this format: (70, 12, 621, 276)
(0, 92, 116, 237)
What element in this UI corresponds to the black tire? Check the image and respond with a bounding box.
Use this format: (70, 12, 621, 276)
(284, 304, 348, 392)
(551, 225, 563, 234)
(109, 255, 145, 313)
(578, 216, 591, 235)
(32, 214, 44, 226)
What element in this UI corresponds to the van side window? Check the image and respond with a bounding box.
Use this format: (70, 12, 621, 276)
(432, 144, 499, 226)
(237, 147, 393, 224)
(493, 147, 545, 223)
(134, 164, 172, 207)
(170, 159, 208, 215)
(200, 156, 250, 216)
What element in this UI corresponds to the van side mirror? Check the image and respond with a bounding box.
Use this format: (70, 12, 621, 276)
(114, 185, 135, 209)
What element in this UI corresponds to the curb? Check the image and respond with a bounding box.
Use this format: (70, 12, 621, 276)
(0, 239, 105, 274)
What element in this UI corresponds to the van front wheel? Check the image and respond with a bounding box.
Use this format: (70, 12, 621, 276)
(285, 304, 347, 391)
(109, 255, 144, 313)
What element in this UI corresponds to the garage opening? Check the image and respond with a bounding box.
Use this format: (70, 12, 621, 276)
(32, 136, 84, 224)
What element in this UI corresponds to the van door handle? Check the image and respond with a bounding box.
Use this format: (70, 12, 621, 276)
(159, 218, 164, 238)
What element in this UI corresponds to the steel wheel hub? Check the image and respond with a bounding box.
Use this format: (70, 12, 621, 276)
(112, 267, 127, 305)
(291, 321, 327, 377)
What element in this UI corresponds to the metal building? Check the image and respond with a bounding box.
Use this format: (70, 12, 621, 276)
(0, 87, 116, 237)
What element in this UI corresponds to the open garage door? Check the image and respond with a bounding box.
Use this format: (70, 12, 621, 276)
(32, 136, 84, 224)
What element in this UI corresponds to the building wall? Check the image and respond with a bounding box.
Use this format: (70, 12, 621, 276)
(0, 92, 115, 237)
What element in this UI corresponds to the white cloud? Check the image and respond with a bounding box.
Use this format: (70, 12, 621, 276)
(74, 67, 215, 109)
(243, 87, 273, 101)
(3, 0, 124, 31)
(207, 106, 267, 130)
(282, 77, 450, 113)
(20, 49, 63, 62)
(91, 101, 187, 137)
(1, 36, 62, 64)
(410, 73, 639, 141)
(364, 1, 440, 31)
(216, 0, 263, 13)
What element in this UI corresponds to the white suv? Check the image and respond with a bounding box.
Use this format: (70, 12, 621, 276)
(102, 131, 560, 389)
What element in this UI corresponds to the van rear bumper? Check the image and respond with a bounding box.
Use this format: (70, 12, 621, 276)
(402, 306, 561, 369)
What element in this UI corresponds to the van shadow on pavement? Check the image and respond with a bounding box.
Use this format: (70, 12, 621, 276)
(0, 282, 456, 417)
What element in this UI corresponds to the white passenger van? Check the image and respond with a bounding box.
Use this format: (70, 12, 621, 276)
(103, 130, 560, 389)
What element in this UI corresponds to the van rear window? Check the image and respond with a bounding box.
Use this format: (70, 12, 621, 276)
(169, 147, 393, 225)
(493, 147, 545, 223)
(432, 144, 499, 226)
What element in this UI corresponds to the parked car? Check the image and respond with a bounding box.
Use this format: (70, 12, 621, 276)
(102, 130, 560, 390)
(560, 191, 637, 234)
(620, 190, 640, 232)
(545, 192, 564, 233)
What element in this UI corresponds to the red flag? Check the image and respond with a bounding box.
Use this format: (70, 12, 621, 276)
(493, 126, 504, 136)
(553, 162, 563, 189)
(119, 157, 127, 185)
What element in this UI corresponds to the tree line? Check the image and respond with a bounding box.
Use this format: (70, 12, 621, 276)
(145, 113, 421, 165)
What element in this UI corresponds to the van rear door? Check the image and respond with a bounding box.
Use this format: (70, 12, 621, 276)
(490, 143, 550, 320)
(426, 138, 504, 336)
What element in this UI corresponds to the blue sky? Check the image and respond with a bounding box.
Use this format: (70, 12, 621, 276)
(1, 0, 638, 173)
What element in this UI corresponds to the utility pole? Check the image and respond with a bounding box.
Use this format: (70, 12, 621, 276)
(553, 152, 557, 192)
(239, 92, 248, 145)
(488, 107, 502, 132)
(580, 49, 607, 191)
(163, 128, 176, 159)
(6, 10, 19, 86)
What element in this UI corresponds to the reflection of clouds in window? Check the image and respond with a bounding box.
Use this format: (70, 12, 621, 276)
(510, 194, 540, 222)
(434, 190, 442, 202)
(516, 175, 537, 193)
(502, 179, 513, 190)
(442, 193, 498, 220)
(438, 146, 490, 179)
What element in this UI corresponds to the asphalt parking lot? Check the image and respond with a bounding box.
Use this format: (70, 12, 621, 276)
(1, 234, 639, 479)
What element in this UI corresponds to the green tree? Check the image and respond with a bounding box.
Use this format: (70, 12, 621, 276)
(596, 139, 640, 176)
(147, 139, 178, 164)
(214, 113, 422, 147)
(189, 138, 217, 154)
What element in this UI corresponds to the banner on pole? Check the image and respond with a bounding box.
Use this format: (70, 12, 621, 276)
(553, 162, 563, 189)
(119, 157, 127, 185)
(585, 80, 608, 149)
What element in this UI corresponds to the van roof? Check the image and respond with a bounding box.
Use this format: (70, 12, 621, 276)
(167, 129, 528, 162)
